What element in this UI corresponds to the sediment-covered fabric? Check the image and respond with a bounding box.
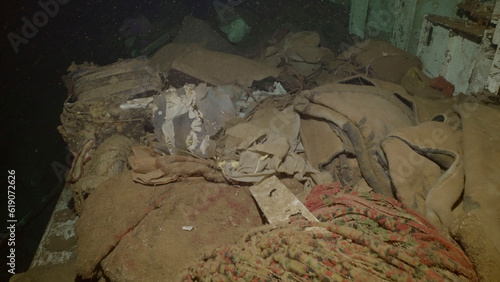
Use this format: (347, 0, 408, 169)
(381, 121, 463, 232)
(294, 77, 416, 197)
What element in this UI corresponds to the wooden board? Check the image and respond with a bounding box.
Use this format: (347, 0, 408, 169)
(250, 176, 317, 225)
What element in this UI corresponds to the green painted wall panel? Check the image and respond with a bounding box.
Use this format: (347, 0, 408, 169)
(348, 0, 461, 55)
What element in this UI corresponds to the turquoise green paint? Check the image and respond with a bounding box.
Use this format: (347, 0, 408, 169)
(391, 0, 418, 52)
(365, 0, 395, 40)
(220, 18, 251, 44)
(349, 0, 396, 41)
(328, 0, 351, 6)
(349, 0, 462, 55)
(406, 0, 461, 55)
(349, 0, 369, 38)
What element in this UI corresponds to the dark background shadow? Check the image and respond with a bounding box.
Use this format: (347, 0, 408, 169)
(0, 0, 351, 280)
(0, 1, 186, 280)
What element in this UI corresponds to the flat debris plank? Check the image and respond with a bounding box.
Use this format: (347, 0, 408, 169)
(250, 176, 318, 225)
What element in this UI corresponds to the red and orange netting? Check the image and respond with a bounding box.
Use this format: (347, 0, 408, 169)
(183, 183, 477, 281)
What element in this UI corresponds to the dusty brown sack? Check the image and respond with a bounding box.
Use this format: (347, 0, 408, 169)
(257, 31, 334, 77)
(149, 42, 281, 87)
(172, 15, 239, 55)
(75, 172, 263, 280)
(295, 76, 416, 197)
(70, 135, 133, 213)
(128, 145, 225, 185)
(322, 39, 422, 85)
(58, 57, 161, 155)
(75, 171, 170, 279)
(381, 121, 464, 232)
(452, 102, 500, 278)
(450, 213, 500, 281)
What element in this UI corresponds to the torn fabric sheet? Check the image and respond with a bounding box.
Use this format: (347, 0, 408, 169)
(218, 106, 332, 190)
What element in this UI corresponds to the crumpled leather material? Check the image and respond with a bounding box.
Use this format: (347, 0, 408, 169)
(216, 106, 333, 190)
(381, 121, 464, 232)
(295, 76, 416, 197)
